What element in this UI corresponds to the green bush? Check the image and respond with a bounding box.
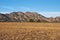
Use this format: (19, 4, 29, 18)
(37, 19, 41, 22)
(29, 19, 34, 22)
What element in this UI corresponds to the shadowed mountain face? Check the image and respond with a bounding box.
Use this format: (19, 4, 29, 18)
(0, 12, 60, 22)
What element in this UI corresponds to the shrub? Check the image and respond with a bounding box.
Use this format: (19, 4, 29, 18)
(29, 19, 34, 22)
(37, 19, 41, 22)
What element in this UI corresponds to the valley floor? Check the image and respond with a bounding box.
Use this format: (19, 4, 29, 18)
(0, 22, 60, 40)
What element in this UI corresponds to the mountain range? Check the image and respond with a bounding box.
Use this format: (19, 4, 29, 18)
(0, 12, 60, 22)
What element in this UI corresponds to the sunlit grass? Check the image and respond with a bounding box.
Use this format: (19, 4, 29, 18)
(0, 22, 60, 40)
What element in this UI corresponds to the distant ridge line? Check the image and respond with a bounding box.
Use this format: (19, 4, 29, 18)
(0, 12, 60, 22)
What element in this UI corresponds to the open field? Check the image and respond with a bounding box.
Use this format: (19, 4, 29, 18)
(0, 22, 60, 40)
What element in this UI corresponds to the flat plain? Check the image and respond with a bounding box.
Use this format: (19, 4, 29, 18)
(0, 22, 60, 40)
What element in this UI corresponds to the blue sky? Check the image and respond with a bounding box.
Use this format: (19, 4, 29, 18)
(0, 0, 60, 17)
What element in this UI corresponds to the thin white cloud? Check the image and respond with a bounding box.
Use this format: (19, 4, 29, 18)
(14, 7, 31, 12)
(0, 6, 15, 13)
(0, 6, 31, 13)
(38, 12, 60, 17)
(0, 6, 60, 17)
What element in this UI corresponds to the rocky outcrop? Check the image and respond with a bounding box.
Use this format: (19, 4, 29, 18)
(55, 17, 60, 22)
(0, 12, 60, 22)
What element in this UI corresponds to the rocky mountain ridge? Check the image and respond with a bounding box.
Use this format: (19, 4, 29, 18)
(0, 12, 60, 22)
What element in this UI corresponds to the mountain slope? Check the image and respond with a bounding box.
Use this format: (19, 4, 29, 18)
(0, 12, 60, 22)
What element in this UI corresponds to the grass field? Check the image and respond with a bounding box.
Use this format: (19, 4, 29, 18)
(0, 22, 60, 40)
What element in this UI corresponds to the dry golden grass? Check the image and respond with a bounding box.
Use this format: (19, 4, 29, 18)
(0, 22, 60, 40)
